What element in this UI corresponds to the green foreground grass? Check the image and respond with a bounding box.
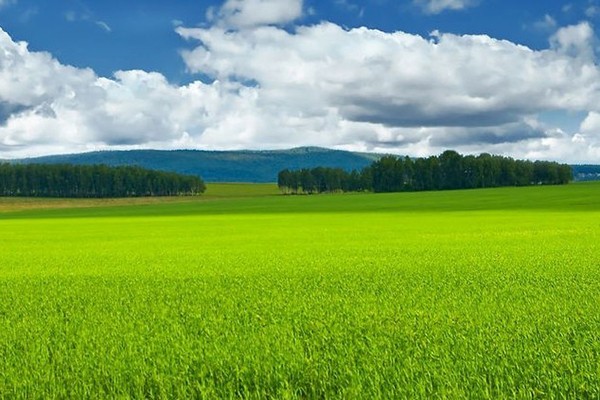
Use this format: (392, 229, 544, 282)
(1, 183, 599, 398)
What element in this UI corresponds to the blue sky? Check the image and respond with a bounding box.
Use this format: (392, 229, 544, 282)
(1, 0, 600, 161)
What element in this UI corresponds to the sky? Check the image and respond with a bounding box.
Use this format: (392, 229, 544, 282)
(1, 0, 600, 162)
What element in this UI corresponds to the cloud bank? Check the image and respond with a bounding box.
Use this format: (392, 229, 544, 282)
(1, 1, 600, 162)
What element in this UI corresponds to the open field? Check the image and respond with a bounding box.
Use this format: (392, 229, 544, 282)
(0, 183, 279, 214)
(1, 183, 599, 398)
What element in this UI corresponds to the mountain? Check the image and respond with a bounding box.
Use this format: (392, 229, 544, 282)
(12, 147, 381, 183)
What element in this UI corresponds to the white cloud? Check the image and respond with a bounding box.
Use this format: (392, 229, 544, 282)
(3, 17, 600, 162)
(0, 30, 96, 107)
(581, 111, 600, 133)
(335, 0, 364, 17)
(212, 0, 303, 29)
(534, 14, 557, 31)
(585, 5, 600, 18)
(550, 21, 596, 59)
(414, 0, 476, 14)
(95, 21, 112, 33)
(0, 28, 269, 157)
(579, 111, 600, 146)
(178, 23, 600, 127)
(64, 9, 112, 33)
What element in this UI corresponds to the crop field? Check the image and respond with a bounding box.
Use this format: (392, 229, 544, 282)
(0, 183, 280, 214)
(0, 183, 599, 398)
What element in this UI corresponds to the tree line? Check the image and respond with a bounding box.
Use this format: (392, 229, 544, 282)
(278, 150, 572, 194)
(0, 163, 206, 198)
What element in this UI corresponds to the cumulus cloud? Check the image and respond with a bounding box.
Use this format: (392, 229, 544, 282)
(0, 28, 270, 157)
(209, 0, 303, 29)
(3, 14, 600, 162)
(173, 20, 600, 162)
(414, 0, 477, 14)
(178, 23, 600, 126)
(581, 111, 600, 132)
(550, 21, 596, 59)
(579, 111, 600, 146)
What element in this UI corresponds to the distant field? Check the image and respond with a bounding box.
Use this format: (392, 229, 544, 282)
(0, 183, 278, 213)
(203, 182, 280, 198)
(0, 183, 599, 398)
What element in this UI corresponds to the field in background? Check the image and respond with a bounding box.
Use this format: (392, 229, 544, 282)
(0, 183, 278, 214)
(0, 183, 599, 398)
(203, 182, 280, 198)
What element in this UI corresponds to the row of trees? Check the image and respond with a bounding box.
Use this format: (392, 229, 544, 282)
(277, 167, 370, 194)
(278, 151, 572, 194)
(0, 163, 206, 198)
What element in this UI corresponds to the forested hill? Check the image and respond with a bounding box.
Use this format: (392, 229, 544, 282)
(8, 147, 598, 183)
(13, 147, 380, 183)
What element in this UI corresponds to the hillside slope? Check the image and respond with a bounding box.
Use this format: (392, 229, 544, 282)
(14, 147, 379, 182)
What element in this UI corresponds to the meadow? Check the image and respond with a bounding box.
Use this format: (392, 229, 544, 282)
(0, 183, 599, 398)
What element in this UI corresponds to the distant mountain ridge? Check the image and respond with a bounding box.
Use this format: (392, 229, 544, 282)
(5, 147, 598, 182)
(11, 147, 381, 183)
(571, 165, 600, 182)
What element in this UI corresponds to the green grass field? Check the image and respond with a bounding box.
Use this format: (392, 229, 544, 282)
(1, 183, 599, 398)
